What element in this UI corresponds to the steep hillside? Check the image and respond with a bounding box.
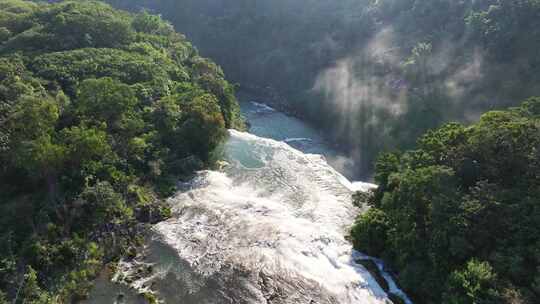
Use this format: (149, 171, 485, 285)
(0, 1, 242, 302)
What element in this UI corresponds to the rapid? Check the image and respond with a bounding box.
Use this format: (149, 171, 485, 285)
(86, 101, 410, 304)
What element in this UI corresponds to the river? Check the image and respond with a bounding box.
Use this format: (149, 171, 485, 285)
(85, 99, 410, 304)
(239, 100, 358, 180)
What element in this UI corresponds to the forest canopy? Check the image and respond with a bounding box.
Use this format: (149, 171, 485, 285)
(0, 0, 242, 302)
(351, 97, 540, 303)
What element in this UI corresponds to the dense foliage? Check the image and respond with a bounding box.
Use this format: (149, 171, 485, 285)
(351, 98, 540, 303)
(107, 0, 540, 178)
(0, 0, 242, 302)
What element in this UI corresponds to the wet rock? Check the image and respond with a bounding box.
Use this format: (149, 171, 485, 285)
(355, 259, 389, 292)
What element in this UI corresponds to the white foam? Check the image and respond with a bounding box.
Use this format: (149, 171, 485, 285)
(349, 181, 378, 193)
(250, 101, 276, 113)
(283, 137, 313, 143)
(148, 130, 409, 303)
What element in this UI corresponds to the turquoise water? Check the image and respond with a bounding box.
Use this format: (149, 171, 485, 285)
(239, 100, 356, 179)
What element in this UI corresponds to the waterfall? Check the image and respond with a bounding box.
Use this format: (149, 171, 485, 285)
(91, 129, 407, 304)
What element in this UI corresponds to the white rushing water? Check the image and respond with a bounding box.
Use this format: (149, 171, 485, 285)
(87, 101, 411, 304)
(95, 130, 408, 304)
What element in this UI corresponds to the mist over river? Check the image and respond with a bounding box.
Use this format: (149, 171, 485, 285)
(85, 100, 410, 304)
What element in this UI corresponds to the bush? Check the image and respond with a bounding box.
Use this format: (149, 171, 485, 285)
(350, 208, 389, 256)
(443, 260, 500, 304)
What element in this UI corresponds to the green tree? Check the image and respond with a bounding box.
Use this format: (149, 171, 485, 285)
(350, 208, 389, 256)
(132, 10, 174, 35)
(443, 260, 500, 304)
(75, 78, 139, 130)
(20, 266, 51, 304)
(180, 93, 227, 162)
(74, 181, 133, 231)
